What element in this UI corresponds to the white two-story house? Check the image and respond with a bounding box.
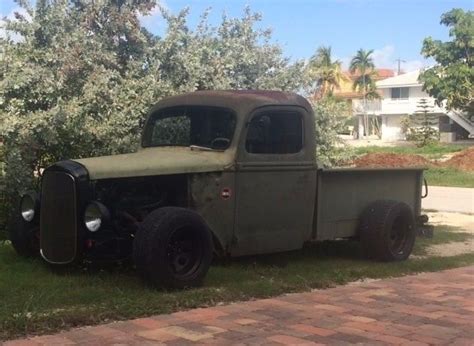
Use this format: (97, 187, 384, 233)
(353, 70, 474, 142)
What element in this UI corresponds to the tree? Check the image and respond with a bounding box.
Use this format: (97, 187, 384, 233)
(352, 72, 380, 102)
(403, 98, 439, 147)
(419, 9, 473, 116)
(312, 96, 350, 167)
(349, 49, 375, 89)
(349, 49, 375, 136)
(351, 71, 381, 136)
(1, 1, 315, 230)
(1, 0, 160, 198)
(309, 46, 345, 99)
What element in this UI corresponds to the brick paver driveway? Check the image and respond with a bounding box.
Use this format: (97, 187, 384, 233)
(5, 266, 474, 345)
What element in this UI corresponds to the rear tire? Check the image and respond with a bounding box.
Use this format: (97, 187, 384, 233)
(133, 207, 213, 289)
(359, 200, 416, 261)
(9, 214, 40, 258)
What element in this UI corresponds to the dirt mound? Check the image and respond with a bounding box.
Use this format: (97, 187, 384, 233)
(443, 147, 474, 172)
(353, 153, 432, 168)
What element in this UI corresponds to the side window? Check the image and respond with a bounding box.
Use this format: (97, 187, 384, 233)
(391, 87, 409, 100)
(245, 112, 303, 154)
(151, 115, 191, 146)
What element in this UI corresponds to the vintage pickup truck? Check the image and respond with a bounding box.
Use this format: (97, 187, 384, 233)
(12, 90, 426, 288)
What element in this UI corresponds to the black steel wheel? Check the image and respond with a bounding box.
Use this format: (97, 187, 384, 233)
(133, 207, 213, 289)
(389, 214, 410, 256)
(167, 226, 204, 279)
(359, 200, 416, 261)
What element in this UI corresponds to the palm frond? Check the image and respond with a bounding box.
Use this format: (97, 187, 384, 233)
(310, 45, 345, 98)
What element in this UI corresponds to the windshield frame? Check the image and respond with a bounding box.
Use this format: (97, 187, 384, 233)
(141, 105, 238, 150)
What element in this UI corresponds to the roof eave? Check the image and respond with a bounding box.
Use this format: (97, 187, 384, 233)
(377, 83, 422, 88)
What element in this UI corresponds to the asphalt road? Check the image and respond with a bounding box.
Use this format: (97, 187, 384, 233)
(423, 186, 474, 214)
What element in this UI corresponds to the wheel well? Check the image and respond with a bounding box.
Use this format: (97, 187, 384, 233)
(210, 231, 226, 258)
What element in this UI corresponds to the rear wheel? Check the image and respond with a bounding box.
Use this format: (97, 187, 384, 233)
(133, 207, 213, 289)
(359, 200, 416, 261)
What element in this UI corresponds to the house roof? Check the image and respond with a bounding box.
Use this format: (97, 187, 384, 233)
(376, 70, 421, 88)
(334, 90, 383, 99)
(343, 68, 395, 81)
(376, 69, 397, 79)
(334, 69, 395, 100)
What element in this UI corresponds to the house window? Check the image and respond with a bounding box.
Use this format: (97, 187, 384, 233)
(391, 87, 409, 100)
(245, 112, 303, 154)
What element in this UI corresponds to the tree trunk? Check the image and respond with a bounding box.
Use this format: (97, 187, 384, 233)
(363, 73, 368, 137)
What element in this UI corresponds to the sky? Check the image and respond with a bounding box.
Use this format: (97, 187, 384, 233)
(1, 0, 472, 72)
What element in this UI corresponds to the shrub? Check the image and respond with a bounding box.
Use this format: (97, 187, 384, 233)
(403, 98, 440, 147)
(0, 1, 347, 229)
(0, 145, 5, 240)
(0, 2, 312, 225)
(312, 96, 353, 167)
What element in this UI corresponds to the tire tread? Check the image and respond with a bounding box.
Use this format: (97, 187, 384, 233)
(133, 207, 213, 289)
(360, 200, 416, 261)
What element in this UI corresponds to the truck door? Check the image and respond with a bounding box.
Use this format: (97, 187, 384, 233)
(232, 106, 317, 256)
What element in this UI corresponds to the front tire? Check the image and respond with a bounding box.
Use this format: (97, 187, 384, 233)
(9, 214, 40, 257)
(359, 200, 416, 261)
(133, 207, 213, 289)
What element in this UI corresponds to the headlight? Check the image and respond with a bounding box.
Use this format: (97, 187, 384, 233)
(20, 193, 38, 222)
(84, 202, 109, 232)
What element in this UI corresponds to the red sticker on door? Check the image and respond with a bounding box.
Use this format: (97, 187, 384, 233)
(221, 188, 232, 200)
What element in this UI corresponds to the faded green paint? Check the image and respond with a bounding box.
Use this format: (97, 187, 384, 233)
(231, 104, 317, 256)
(314, 168, 424, 241)
(74, 147, 235, 180)
(190, 172, 236, 254)
(69, 90, 424, 256)
(73, 90, 312, 180)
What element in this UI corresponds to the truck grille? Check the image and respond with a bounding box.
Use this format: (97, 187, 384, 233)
(40, 170, 78, 263)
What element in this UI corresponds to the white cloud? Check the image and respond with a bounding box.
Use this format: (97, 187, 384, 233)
(138, 1, 168, 34)
(371, 44, 396, 67)
(0, 20, 5, 39)
(0, 13, 9, 40)
(402, 60, 425, 72)
(339, 44, 427, 74)
(0, 7, 30, 42)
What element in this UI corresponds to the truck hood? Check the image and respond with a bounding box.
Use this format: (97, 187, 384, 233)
(74, 147, 235, 180)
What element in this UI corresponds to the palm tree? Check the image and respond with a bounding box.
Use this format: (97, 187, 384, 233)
(350, 49, 375, 136)
(352, 72, 381, 99)
(310, 46, 345, 99)
(352, 72, 374, 94)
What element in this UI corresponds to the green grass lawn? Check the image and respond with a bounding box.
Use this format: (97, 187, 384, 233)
(1, 224, 473, 341)
(353, 143, 466, 159)
(353, 143, 474, 188)
(424, 167, 474, 188)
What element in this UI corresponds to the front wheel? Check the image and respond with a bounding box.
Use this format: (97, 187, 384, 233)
(133, 207, 213, 289)
(9, 214, 40, 258)
(359, 200, 416, 261)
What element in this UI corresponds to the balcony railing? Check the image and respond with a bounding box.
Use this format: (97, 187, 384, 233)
(352, 99, 381, 114)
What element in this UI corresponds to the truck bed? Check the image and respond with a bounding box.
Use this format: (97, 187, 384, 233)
(313, 167, 424, 241)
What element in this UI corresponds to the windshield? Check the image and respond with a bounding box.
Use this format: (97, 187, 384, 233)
(142, 106, 236, 149)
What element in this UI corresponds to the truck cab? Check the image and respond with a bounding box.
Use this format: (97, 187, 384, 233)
(13, 91, 424, 288)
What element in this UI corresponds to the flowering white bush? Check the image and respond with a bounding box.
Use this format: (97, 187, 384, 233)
(0, 1, 346, 234)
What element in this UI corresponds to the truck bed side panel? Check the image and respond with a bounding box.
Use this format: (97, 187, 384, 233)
(313, 168, 423, 241)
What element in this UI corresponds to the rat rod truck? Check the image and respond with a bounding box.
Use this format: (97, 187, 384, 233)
(12, 90, 427, 288)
